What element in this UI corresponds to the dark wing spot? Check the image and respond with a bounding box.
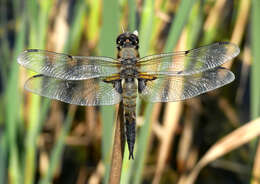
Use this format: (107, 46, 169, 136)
(27, 49, 40, 52)
(218, 41, 229, 45)
(67, 54, 73, 60)
(33, 74, 44, 78)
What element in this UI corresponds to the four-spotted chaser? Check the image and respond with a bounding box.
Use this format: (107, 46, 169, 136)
(18, 31, 240, 159)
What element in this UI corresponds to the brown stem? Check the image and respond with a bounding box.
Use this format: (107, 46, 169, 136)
(108, 102, 125, 184)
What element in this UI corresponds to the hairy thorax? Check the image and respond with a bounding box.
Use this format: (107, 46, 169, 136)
(119, 48, 139, 79)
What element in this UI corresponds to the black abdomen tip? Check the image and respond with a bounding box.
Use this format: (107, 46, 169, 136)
(129, 152, 134, 160)
(125, 117, 136, 160)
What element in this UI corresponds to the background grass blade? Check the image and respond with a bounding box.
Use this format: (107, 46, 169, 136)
(0, 133, 7, 184)
(64, 0, 87, 53)
(250, 0, 260, 183)
(251, 0, 260, 119)
(37, 1, 88, 183)
(98, 0, 119, 183)
(23, 1, 54, 183)
(128, 0, 137, 32)
(86, 0, 101, 43)
(138, 0, 155, 56)
(39, 106, 76, 184)
(5, 15, 26, 184)
(164, 0, 197, 52)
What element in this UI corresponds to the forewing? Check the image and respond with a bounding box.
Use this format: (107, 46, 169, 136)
(138, 42, 239, 75)
(139, 67, 234, 102)
(25, 75, 122, 106)
(18, 49, 120, 80)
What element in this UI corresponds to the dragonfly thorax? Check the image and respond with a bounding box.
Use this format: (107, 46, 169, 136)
(118, 48, 139, 60)
(120, 66, 138, 79)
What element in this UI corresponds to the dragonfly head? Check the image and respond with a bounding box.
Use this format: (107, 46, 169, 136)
(116, 31, 139, 50)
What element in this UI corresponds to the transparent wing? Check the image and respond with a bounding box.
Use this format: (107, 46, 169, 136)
(137, 42, 240, 75)
(139, 67, 234, 102)
(25, 75, 122, 106)
(18, 49, 120, 80)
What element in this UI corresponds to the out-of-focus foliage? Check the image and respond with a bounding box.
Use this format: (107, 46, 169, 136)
(0, 0, 259, 184)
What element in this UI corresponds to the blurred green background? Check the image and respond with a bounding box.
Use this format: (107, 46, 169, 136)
(0, 0, 260, 183)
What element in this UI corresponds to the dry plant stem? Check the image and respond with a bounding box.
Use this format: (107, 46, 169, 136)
(152, 34, 187, 184)
(177, 107, 194, 172)
(88, 161, 105, 184)
(152, 102, 183, 184)
(178, 118, 260, 184)
(223, 0, 250, 69)
(218, 98, 239, 127)
(108, 102, 125, 184)
(204, 0, 226, 31)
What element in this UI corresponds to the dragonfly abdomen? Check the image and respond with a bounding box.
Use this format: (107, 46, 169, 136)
(122, 78, 137, 160)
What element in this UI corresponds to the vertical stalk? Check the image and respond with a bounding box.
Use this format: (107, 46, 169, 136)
(108, 102, 125, 184)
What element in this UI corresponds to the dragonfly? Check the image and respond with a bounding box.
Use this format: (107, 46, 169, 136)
(17, 31, 240, 160)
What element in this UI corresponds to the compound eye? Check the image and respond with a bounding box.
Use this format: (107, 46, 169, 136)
(116, 37, 124, 48)
(119, 39, 124, 46)
(116, 37, 120, 44)
(130, 34, 139, 44)
(135, 37, 139, 44)
(116, 35, 124, 45)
